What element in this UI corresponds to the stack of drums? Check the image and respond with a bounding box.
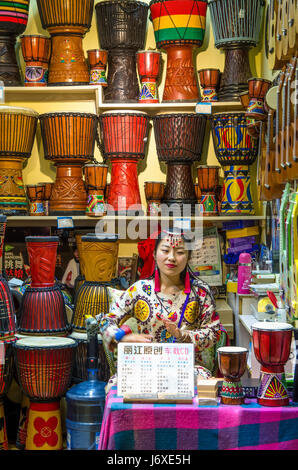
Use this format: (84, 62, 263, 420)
(0, 106, 38, 215)
(149, 0, 207, 102)
(152, 112, 207, 213)
(0, 0, 29, 85)
(95, 0, 149, 102)
(39, 112, 98, 215)
(20, 35, 51, 87)
(196, 166, 220, 216)
(208, 0, 264, 101)
(210, 112, 259, 215)
(98, 110, 150, 214)
(0, 215, 17, 450)
(36, 0, 94, 86)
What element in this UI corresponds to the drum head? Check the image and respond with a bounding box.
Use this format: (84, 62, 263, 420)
(0, 106, 39, 118)
(265, 86, 278, 112)
(101, 110, 148, 116)
(14, 336, 76, 349)
(252, 321, 293, 331)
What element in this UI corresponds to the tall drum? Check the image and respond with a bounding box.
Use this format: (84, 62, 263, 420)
(0, 106, 38, 215)
(252, 321, 293, 406)
(95, 0, 149, 103)
(14, 336, 77, 450)
(98, 110, 150, 214)
(149, 0, 207, 102)
(39, 112, 98, 215)
(153, 112, 207, 212)
(208, 0, 265, 101)
(0, 0, 29, 86)
(210, 112, 259, 215)
(36, 0, 94, 86)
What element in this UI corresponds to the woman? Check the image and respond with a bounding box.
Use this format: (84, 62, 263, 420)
(98, 229, 226, 390)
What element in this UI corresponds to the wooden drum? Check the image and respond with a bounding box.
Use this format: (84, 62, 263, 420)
(26, 184, 46, 216)
(149, 0, 207, 102)
(246, 78, 272, 121)
(36, 0, 94, 86)
(20, 35, 51, 87)
(87, 49, 108, 86)
(217, 346, 248, 405)
(198, 68, 221, 101)
(144, 181, 165, 215)
(197, 165, 220, 216)
(0, 106, 38, 215)
(84, 163, 108, 216)
(39, 111, 98, 215)
(137, 50, 161, 103)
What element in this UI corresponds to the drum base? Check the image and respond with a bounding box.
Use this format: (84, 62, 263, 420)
(0, 34, 22, 86)
(220, 379, 245, 405)
(257, 371, 290, 407)
(220, 165, 255, 215)
(71, 282, 110, 331)
(26, 401, 63, 450)
(218, 47, 252, 102)
(104, 49, 139, 103)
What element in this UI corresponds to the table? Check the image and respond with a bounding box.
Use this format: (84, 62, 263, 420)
(98, 387, 298, 450)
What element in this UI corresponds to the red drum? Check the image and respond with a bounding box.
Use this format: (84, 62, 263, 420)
(13, 336, 77, 450)
(0, 338, 14, 450)
(26, 236, 58, 288)
(20, 35, 51, 87)
(137, 50, 161, 103)
(98, 111, 150, 214)
(252, 321, 293, 406)
(87, 49, 108, 86)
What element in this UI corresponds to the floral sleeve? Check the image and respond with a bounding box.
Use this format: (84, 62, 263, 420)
(178, 283, 221, 351)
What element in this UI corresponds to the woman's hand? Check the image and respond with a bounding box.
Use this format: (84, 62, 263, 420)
(120, 333, 153, 343)
(162, 319, 182, 339)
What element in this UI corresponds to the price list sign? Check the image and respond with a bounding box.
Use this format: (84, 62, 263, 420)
(117, 343, 194, 401)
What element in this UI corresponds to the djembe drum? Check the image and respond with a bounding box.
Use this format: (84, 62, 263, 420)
(36, 0, 94, 86)
(95, 0, 149, 103)
(26, 184, 46, 216)
(144, 181, 165, 215)
(210, 112, 259, 215)
(20, 35, 51, 87)
(0, 106, 38, 216)
(0, 0, 29, 86)
(41, 182, 53, 216)
(0, 338, 14, 450)
(71, 234, 119, 332)
(217, 346, 248, 405)
(68, 331, 110, 383)
(87, 49, 108, 86)
(208, 0, 264, 101)
(246, 78, 272, 121)
(18, 236, 69, 336)
(149, 0, 207, 102)
(252, 321, 293, 406)
(98, 110, 150, 214)
(153, 112, 207, 213)
(84, 163, 108, 217)
(137, 50, 161, 103)
(197, 166, 220, 216)
(198, 69, 221, 102)
(39, 112, 98, 215)
(13, 336, 77, 450)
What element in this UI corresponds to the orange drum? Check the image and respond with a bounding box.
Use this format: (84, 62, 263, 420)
(26, 184, 46, 216)
(198, 68, 221, 101)
(246, 78, 272, 121)
(144, 181, 165, 215)
(84, 163, 108, 216)
(39, 112, 98, 215)
(197, 165, 220, 192)
(20, 35, 51, 87)
(36, 0, 94, 86)
(87, 49, 108, 86)
(137, 50, 161, 103)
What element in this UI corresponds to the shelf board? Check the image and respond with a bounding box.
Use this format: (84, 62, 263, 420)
(3, 85, 101, 105)
(99, 100, 243, 113)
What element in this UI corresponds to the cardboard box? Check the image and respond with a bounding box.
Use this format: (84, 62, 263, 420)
(216, 299, 233, 324)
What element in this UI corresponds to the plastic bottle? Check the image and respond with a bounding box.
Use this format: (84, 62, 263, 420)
(237, 253, 252, 295)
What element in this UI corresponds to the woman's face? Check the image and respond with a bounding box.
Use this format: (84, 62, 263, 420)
(155, 238, 189, 278)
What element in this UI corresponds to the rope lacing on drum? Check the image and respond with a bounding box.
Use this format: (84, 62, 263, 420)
(157, 0, 201, 42)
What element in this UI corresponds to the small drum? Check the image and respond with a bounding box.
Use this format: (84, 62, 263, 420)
(69, 331, 110, 383)
(137, 50, 161, 103)
(153, 112, 207, 210)
(87, 49, 108, 86)
(252, 321, 293, 407)
(197, 166, 220, 216)
(99, 110, 150, 214)
(0, 0, 29, 86)
(26, 236, 59, 288)
(198, 68, 221, 101)
(217, 346, 248, 405)
(0, 338, 14, 450)
(246, 78, 272, 121)
(39, 111, 98, 215)
(26, 184, 46, 216)
(36, 0, 94, 86)
(0, 106, 38, 215)
(84, 163, 108, 216)
(39, 181, 54, 215)
(150, 0, 207, 102)
(144, 181, 165, 215)
(208, 0, 265, 100)
(20, 35, 51, 87)
(13, 336, 77, 450)
(95, 1, 149, 102)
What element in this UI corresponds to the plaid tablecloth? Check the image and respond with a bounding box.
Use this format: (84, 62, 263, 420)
(98, 387, 298, 450)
